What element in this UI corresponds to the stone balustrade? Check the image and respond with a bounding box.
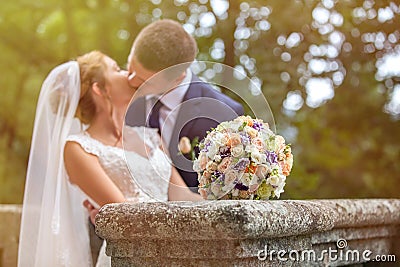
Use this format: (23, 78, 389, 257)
(1, 200, 399, 266)
(96, 199, 400, 266)
(0, 204, 22, 267)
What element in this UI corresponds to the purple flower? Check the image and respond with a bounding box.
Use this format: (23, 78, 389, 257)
(266, 151, 278, 164)
(201, 142, 211, 152)
(252, 121, 263, 131)
(235, 183, 249, 191)
(233, 158, 250, 171)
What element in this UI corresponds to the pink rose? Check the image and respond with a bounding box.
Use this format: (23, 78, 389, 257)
(198, 188, 208, 199)
(224, 170, 238, 187)
(279, 160, 292, 176)
(198, 153, 208, 170)
(251, 137, 264, 150)
(227, 133, 242, 147)
(203, 170, 212, 179)
(255, 164, 269, 178)
(217, 157, 232, 173)
(178, 137, 192, 154)
(282, 163, 292, 176)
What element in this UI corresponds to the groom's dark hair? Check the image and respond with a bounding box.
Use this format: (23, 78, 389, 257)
(133, 19, 197, 72)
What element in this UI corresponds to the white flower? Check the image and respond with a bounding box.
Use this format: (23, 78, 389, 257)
(245, 144, 257, 153)
(213, 132, 227, 146)
(241, 173, 252, 186)
(275, 135, 286, 151)
(265, 135, 281, 151)
(260, 127, 274, 138)
(251, 151, 267, 164)
(267, 175, 280, 187)
(244, 126, 258, 138)
(274, 179, 286, 198)
(213, 154, 222, 162)
(206, 143, 218, 159)
(231, 144, 244, 157)
(193, 160, 201, 172)
(211, 183, 222, 197)
(217, 121, 230, 131)
(244, 145, 267, 164)
(230, 121, 242, 132)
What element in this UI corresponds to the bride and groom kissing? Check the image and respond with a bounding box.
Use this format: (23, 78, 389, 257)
(18, 19, 243, 266)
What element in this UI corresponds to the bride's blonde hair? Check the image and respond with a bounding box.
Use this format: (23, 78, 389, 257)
(76, 51, 107, 124)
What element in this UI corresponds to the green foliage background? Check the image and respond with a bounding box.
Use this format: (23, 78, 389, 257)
(0, 0, 399, 203)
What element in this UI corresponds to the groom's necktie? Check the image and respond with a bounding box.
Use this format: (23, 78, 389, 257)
(148, 98, 163, 133)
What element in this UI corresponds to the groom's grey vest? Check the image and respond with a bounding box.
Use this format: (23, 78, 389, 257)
(125, 74, 244, 191)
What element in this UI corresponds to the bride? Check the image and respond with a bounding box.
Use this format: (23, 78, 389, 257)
(18, 51, 202, 267)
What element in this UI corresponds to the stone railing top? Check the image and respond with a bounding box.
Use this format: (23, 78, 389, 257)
(96, 199, 400, 240)
(0, 204, 22, 213)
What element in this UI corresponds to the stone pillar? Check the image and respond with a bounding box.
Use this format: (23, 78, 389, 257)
(0, 205, 22, 267)
(96, 199, 400, 266)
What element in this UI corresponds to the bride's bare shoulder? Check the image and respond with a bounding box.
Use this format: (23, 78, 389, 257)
(64, 141, 99, 168)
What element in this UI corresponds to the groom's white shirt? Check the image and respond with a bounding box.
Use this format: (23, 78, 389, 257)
(146, 69, 192, 146)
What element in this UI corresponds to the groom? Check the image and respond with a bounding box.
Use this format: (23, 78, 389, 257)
(88, 19, 244, 264)
(125, 19, 244, 191)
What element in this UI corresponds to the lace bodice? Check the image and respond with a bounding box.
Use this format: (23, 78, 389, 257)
(66, 126, 171, 204)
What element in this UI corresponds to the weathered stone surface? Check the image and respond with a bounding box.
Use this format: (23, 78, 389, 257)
(96, 200, 336, 240)
(314, 199, 400, 227)
(0, 204, 22, 267)
(96, 199, 400, 266)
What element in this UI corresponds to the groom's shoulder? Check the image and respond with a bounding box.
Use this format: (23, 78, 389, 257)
(189, 75, 218, 96)
(190, 74, 243, 108)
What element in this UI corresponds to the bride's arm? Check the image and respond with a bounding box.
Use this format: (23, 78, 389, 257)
(168, 167, 203, 201)
(64, 141, 126, 206)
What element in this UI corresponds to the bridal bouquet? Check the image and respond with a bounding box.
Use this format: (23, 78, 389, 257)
(194, 116, 293, 200)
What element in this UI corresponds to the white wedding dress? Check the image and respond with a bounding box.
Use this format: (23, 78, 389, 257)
(19, 62, 174, 267)
(66, 126, 172, 266)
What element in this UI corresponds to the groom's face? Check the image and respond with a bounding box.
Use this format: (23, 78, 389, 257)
(127, 53, 183, 97)
(127, 54, 156, 91)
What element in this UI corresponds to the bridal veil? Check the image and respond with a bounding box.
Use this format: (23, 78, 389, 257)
(18, 62, 92, 266)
